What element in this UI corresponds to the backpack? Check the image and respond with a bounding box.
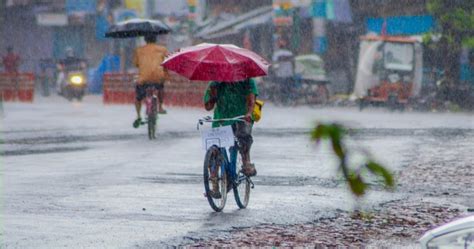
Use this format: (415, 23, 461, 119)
(253, 99, 264, 122)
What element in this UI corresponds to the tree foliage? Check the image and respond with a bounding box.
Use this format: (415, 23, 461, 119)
(311, 123, 394, 197)
(427, 0, 474, 48)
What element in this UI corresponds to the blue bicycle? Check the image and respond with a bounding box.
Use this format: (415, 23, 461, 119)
(197, 116, 255, 212)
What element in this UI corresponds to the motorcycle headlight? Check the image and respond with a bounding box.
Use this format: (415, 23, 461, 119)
(70, 75, 84, 85)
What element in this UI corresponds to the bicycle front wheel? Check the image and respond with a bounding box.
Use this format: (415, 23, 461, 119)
(203, 146, 228, 212)
(233, 151, 250, 209)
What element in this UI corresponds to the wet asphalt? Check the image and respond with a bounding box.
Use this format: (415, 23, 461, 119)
(1, 98, 473, 248)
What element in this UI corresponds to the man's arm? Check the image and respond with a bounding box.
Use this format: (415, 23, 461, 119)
(204, 86, 217, 111)
(244, 93, 256, 122)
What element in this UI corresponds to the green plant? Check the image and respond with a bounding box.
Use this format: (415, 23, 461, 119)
(426, 0, 474, 86)
(311, 123, 394, 196)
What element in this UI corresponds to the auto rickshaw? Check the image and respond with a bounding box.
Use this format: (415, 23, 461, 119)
(294, 54, 330, 105)
(353, 35, 423, 110)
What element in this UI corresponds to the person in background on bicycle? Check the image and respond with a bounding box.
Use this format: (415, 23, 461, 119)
(133, 34, 169, 128)
(204, 78, 258, 177)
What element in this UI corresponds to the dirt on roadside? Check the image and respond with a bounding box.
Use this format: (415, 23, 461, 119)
(181, 200, 463, 248)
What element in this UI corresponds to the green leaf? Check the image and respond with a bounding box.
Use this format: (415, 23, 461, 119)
(462, 36, 474, 48)
(348, 173, 366, 197)
(331, 140, 345, 159)
(366, 161, 395, 188)
(311, 124, 325, 141)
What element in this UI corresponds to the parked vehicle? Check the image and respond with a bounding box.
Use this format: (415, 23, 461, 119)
(294, 54, 330, 105)
(261, 54, 330, 105)
(353, 35, 423, 110)
(419, 215, 474, 248)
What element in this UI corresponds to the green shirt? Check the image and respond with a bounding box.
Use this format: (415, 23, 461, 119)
(203, 78, 259, 127)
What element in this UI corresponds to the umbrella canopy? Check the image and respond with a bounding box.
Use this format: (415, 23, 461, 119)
(105, 18, 171, 38)
(162, 43, 270, 82)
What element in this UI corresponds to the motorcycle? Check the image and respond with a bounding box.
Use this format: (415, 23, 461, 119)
(60, 71, 87, 101)
(57, 59, 87, 101)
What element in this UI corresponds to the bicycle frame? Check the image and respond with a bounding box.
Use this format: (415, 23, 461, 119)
(144, 87, 159, 139)
(212, 143, 253, 191)
(144, 87, 158, 117)
(198, 116, 254, 189)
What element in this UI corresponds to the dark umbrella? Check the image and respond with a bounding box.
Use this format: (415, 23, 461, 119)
(105, 18, 171, 38)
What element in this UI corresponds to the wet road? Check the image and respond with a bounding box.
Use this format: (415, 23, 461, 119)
(1, 96, 472, 248)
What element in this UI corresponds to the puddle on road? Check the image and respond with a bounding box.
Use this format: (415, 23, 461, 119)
(139, 173, 342, 188)
(1, 146, 89, 156)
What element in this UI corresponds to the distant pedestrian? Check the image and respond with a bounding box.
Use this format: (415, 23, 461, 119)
(2, 46, 21, 73)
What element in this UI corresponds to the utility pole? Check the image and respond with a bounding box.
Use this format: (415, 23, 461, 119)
(0, 0, 5, 50)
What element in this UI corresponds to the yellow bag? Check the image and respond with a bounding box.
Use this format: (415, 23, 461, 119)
(253, 99, 264, 122)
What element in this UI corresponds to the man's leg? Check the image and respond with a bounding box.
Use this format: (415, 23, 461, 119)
(233, 122, 256, 176)
(157, 83, 166, 114)
(135, 100, 142, 119)
(133, 84, 145, 128)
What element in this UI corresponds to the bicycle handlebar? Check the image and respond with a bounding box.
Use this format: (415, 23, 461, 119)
(197, 115, 245, 130)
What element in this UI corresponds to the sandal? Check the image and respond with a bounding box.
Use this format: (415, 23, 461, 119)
(242, 163, 257, 177)
(133, 118, 142, 128)
(209, 179, 221, 199)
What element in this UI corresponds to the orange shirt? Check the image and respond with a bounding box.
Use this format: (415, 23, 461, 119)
(133, 43, 169, 84)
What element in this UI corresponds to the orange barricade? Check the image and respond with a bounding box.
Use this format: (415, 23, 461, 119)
(103, 73, 135, 104)
(103, 72, 208, 107)
(0, 73, 35, 102)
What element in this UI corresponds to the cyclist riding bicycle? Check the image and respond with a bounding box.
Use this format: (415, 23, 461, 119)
(133, 34, 169, 128)
(204, 78, 258, 179)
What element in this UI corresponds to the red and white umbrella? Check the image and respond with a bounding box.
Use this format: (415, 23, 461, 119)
(162, 43, 270, 82)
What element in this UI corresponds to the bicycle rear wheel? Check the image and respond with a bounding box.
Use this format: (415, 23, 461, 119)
(203, 146, 228, 212)
(147, 97, 158, 140)
(233, 151, 250, 209)
(147, 115, 156, 139)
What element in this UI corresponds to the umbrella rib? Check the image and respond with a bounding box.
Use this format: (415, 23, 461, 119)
(187, 47, 217, 80)
(222, 48, 267, 81)
(222, 51, 246, 81)
(213, 46, 246, 81)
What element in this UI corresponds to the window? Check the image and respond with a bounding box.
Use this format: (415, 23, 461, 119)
(384, 42, 414, 71)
